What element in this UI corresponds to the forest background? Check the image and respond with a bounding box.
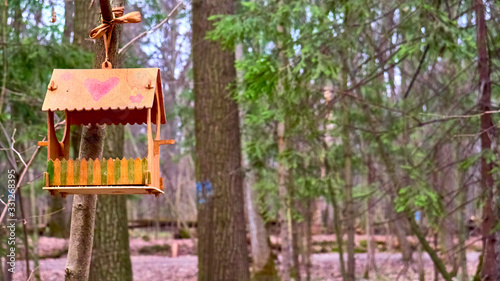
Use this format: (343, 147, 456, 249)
(0, 0, 499, 280)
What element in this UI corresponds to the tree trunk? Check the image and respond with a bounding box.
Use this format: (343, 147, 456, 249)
(235, 41, 276, 279)
(324, 152, 347, 280)
(276, 7, 293, 278)
(63, 0, 74, 43)
(192, 0, 250, 279)
(88, 0, 132, 279)
(65, 1, 113, 279)
(457, 143, 468, 281)
(364, 158, 376, 278)
(435, 143, 457, 268)
(73, 0, 99, 50)
(65, 125, 105, 281)
(29, 171, 41, 281)
(11, 0, 22, 42)
(475, 0, 497, 280)
(89, 127, 132, 281)
(47, 196, 68, 238)
(245, 172, 272, 270)
(290, 187, 301, 281)
(341, 66, 355, 281)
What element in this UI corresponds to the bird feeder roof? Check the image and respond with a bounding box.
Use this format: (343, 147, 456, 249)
(42, 68, 166, 125)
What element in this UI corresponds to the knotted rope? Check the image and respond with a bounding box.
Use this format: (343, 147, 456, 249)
(89, 7, 141, 68)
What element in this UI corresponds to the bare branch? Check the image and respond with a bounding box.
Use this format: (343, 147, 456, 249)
(118, 0, 185, 55)
(26, 266, 40, 281)
(0, 137, 44, 224)
(9, 129, 27, 167)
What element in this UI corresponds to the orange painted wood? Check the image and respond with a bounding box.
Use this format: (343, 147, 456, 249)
(41, 67, 173, 194)
(42, 69, 166, 125)
(54, 159, 61, 185)
(107, 158, 114, 185)
(80, 159, 88, 185)
(93, 159, 101, 185)
(47, 111, 62, 160)
(60, 110, 71, 159)
(153, 94, 162, 189)
(153, 153, 159, 188)
(155, 91, 162, 140)
(153, 139, 175, 154)
(44, 173, 49, 187)
(120, 158, 128, 184)
(134, 158, 142, 184)
(147, 109, 154, 185)
(67, 159, 74, 185)
(43, 185, 164, 196)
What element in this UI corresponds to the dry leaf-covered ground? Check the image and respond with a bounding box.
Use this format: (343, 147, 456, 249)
(12, 236, 481, 281)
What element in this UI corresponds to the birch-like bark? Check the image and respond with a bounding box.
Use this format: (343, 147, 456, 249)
(65, 125, 105, 281)
(65, 1, 111, 279)
(244, 171, 273, 272)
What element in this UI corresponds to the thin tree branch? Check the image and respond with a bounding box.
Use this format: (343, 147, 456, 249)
(99, 0, 113, 22)
(404, 44, 430, 99)
(118, 0, 184, 55)
(0, 138, 44, 224)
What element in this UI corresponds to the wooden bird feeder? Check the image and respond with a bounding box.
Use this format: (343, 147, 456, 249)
(39, 68, 174, 197)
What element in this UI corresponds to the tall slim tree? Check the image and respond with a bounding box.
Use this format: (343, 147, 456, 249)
(65, 125, 104, 280)
(63, 0, 74, 44)
(47, 0, 97, 239)
(90, 126, 132, 281)
(475, 0, 497, 280)
(65, 1, 118, 280)
(89, 1, 132, 278)
(192, 0, 250, 279)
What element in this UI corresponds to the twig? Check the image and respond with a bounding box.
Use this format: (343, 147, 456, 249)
(26, 265, 40, 281)
(118, 0, 185, 55)
(18, 183, 30, 277)
(24, 207, 65, 222)
(0, 138, 44, 224)
(0, 121, 16, 168)
(404, 44, 430, 99)
(9, 129, 27, 167)
(0, 0, 8, 115)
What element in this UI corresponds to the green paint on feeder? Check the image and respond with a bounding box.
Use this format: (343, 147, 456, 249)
(61, 159, 67, 185)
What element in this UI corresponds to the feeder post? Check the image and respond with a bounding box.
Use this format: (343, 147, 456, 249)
(65, 1, 113, 280)
(99, 0, 114, 22)
(47, 110, 61, 160)
(147, 108, 154, 186)
(61, 110, 71, 159)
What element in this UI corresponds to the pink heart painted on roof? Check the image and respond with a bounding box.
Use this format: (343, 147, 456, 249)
(129, 94, 144, 103)
(84, 77, 120, 101)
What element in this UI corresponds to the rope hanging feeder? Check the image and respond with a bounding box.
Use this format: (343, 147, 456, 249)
(89, 7, 141, 69)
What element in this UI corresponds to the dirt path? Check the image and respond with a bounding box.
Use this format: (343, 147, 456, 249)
(13, 252, 480, 281)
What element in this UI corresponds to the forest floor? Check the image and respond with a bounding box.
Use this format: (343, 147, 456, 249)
(12, 235, 481, 281)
